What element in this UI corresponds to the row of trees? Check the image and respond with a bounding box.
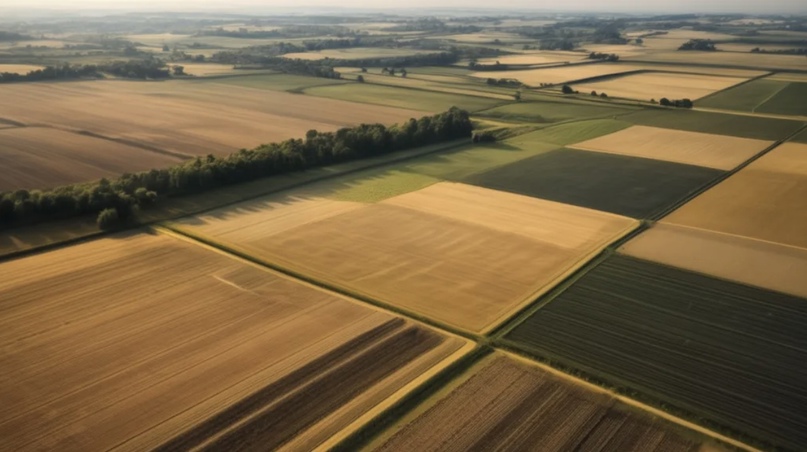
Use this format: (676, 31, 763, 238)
(588, 52, 620, 61)
(659, 98, 694, 108)
(0, 108, 473, 230)
(679, 39, 718, 51)
(750, 47, 807, 55)
(0, 59, 171, 83)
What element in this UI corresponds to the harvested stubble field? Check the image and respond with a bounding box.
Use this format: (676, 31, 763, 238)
(465, 149, 723, 218)
(212, 73, 350, 92)
(620, 222, 807, 299)
(573, 72, 746, 101)
(619, 108, 804, 140)
(504, 255, 807, 451)
(0, 231, 470, 451)
(175, 182, 636, 333)
(0, 64, 45, 74)
(476, 99, 637, 124)
(282, 48, 435, 60)
(0, 127, 183, 190)
(0, 80, 425, 159)
(373, 355, 710, 452)
(477, 51, 585, 65)
(570, 125, 771, 170)
(664, 142, 807, 249)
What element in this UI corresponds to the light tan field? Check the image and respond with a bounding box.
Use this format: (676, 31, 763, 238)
(664, 142, 807, 249)
(575, 72, 745, 101)
(478, 51, 585, 65)
(627, 50, 807, 71)
(0, 40, 68, 50)
(769, 72, 807, 83)
(444, 32, 531, 43)
(471, 63, 761, 86)
(639, 30, 739, 51)
(0, 80, 425, 159)
(570, 125, 771, 170)
(620, 223, 807, 299)
(282, 48, 433, 60)
(0, 64, 45, 74)
(717, 43, 795, 53)
(176, 182, 637, 333)
(373, 355, 709, 451)
(0, 127, 184, 190)
(177, 63, 264, 76)
(0, 231, 469, 451)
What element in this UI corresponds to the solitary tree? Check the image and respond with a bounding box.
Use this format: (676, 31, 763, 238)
(591, 90, 598, 96)
(600, 92, 608, 98)
(660, 97, 672, 106)
(162, 44, 170, 52)
(401, 68, 407, 78)
(172, 65, 185, 76)
(357, 74, 365, 83)
(513, 91, 521, 101)
(562, 84, 574, 94)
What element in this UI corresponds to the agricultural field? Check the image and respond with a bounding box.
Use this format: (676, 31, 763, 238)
(344, 73, 513, 101)
(175, 63, 269, 77)
(573, 72, 746, 101)
(207, 72, 349, 92)
(620, 222, 807, 299)
(465, 149, 723, 218)
(502, 255, 807, 451)
(476, 99, 638, 124)
(0, 64, 44, 74)
(372, 354, 713, 451)
(664, 142, 807, 249)
(700, 78, 807, 115)
(173, 182, 636, 334)
(0, 79, 425, 172)
(282, 48, 436, 60)
(0, 231, 471, 451)
(302, 82, 506, 112)
(0, 127, 183, 190)
(476, 51, 585, 65)
(619, 108, 804, 140)
(626, 50, 807, 71)
(570, 125, 771, 170)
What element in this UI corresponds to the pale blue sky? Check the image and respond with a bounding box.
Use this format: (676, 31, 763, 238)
(3, 0, 806, 13)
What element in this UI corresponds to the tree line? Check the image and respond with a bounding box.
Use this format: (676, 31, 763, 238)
(0, 59, 172, 83)
(0, 108, 473, 230)
(679, 39, 718, 51)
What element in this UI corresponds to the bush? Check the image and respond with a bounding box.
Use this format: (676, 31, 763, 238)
(562, 84, 574, 94)
(472, 131, 497, 143)
(96, 208, 120, 230)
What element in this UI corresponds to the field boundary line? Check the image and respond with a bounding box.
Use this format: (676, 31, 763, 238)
(319, 340, 478, 451)
(155, 224, 481, 341)
(695, 71, 773, 104)
(481, 219, 641, 337)
(692, 106, 807, 122)
(650, 122, 807, 222)
(752, 81, 791, 113)
(328, 345, 493, 451)
(496, 348, 761, 452)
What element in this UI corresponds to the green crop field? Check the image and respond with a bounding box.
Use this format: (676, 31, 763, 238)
(620, 108, 804, 140)
(756, 82, 807, 116)
(208, 73, 349, 92)
(475, 100, 637, 124)
(698, 79, 788, 111)
(501, 255, 807, 452)
(793, 128, 807, 144)
(464, 149, 722, 218)
(303, 83, 506, 112)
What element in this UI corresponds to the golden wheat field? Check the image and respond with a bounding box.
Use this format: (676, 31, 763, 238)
(176, 182, 637, 333)
(664, 142, 807, 249)
(570, 125, 771, 170)
(0, 64, 45, 74)
(373, 354, 711, 451)
(627, 51, 807, 70)
(0, 127, 184, 190)
(0, 79, 425, 159)
(477, 51, 585, 65)
(0, 231, 470, 451)
(574, 72, 746, 101)
(620, 223, 807, 299)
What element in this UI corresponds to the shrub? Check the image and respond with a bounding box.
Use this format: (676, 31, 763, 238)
(96, 208, 120, 230)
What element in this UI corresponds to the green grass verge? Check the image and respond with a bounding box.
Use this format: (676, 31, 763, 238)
(513, 118, 632, 146)
(756, 81, 807, 116)
(303, 83, 507, 112)
(698, 79, 789, 111)
(620, 108, 804, 140)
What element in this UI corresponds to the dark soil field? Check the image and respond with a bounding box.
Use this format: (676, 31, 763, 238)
(503, 255, 807, 451)
(619, 108, 804, 140)
(464, 149, 722, 219)
(376, 355, 706, 452)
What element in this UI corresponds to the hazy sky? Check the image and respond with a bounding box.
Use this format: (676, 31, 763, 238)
(2, 0, 806, 14)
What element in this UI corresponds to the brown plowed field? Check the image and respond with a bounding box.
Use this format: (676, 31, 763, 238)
(375, 356, 707, 452)
(570, 125, 771, 170)
(177, 183, 636, 333)
(620, 223, 807, 299)
(0, 80, 425, 187)
(0, 231, 467, 451)
(664, 142, 807, 249)
(0, 127, 183, 190)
